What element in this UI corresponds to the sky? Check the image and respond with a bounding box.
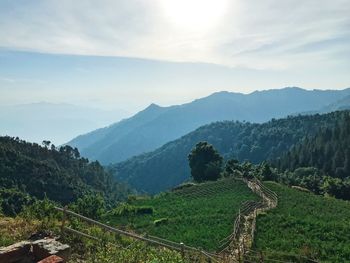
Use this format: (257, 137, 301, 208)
(0, 0, 350, 112)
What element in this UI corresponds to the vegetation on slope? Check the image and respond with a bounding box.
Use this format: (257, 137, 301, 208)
(0, 200, 187, 263)
(253, 182, 350, 263)
(274, 111, 350, 199)
(113, 111, 347, 193)
(0, 136, 130, 216)
(103, 178, 259, 251)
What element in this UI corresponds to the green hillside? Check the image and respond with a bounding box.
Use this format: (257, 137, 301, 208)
(0, 136, 130, 216)
(103, 177, 259, 251)
(113, 111, 348, 193)
(253, 182, 350, 262)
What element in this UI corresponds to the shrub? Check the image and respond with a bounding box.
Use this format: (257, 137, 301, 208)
(113, 204, 154, 216)
(71, 193, 106, 220)
(154, 218, 168, 226)
(172, 183, 197, 191)
(0, 188, 33, 216)
(21, 196, 59, 229)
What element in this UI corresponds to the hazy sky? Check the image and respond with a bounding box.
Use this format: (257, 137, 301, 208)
(1, 0, 349, 112)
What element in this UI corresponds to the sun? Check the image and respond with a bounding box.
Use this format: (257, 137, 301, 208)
(159, 0, 228, 32)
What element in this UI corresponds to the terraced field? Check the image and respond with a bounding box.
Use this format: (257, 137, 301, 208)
(104, 178, 259, 251)
(253, 182, 350, 263)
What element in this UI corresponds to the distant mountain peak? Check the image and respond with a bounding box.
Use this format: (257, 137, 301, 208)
(250, 86, 303, 94)
(66, 87, 350, 165)
(147, 103, 161, 109)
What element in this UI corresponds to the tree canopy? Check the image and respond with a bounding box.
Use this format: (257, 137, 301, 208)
(188, 142, 223, 182)
(0, 136, 131, 215)
(113, 111, 349, 193)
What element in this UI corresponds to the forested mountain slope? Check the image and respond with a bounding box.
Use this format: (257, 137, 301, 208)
(112, 111, 348, 193)
(68, 87, 350, 164)
(276, 111, 350, 177)
(272, 111, 350, 199)
(0, 136, 129, 215)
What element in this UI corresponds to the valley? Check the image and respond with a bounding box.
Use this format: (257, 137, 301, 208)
(1, 94, 350, 262)
(2, 1, 350, 261)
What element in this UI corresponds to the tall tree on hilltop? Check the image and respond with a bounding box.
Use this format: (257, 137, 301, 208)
(188, 142, 223, 182)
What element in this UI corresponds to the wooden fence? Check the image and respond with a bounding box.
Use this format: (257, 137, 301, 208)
(54, 178, 317, 263)
(54, 206, 223, 262)
(217, 178, 279, 262)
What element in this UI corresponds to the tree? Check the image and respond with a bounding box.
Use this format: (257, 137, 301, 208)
(188, 142, 223, 182)
(42, 140, 51, 148)
(223, 159, 242, 177)
(259, 162, 274, 181)
(322, 176, 343, 198)
(73, 193, 106, 220)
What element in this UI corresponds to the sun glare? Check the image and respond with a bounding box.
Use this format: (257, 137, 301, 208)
(159, 0, 228, 32)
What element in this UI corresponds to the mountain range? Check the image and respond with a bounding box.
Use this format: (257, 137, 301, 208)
(67, 87, 350, 165)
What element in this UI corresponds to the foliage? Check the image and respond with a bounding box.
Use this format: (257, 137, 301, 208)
(0, 136, 131, 215)
(0, 216, 41, 247)
(188, 142, 223, 182)
(103, 178, 259, 251)
(0, 212, 187, 263)
(113, 111, 348, 193)
(71, 242, 187, 263)
(111, 203, 154, 216)
(276, 111, 350, 178)
(20, 196, 61, 231)
(0, 188, 33, 216)
(253, 182, 350, 263)
(274, 111, 350, 199)
(71, 194, 106, 220)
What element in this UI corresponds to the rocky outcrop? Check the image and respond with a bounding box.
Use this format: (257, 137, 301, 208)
(0, 238, 70, 263)
(0, 241, 32, 263)
(32, 238, 70, 261)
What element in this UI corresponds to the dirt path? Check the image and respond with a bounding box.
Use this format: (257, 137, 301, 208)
(221, 178, 278, 263)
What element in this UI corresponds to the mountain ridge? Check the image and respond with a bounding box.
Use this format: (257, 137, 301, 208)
(67, 87, 350, 164)
(112, 111, 349, 193)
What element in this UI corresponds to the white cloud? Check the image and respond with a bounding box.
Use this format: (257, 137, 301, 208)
(0, 0, 349, 70)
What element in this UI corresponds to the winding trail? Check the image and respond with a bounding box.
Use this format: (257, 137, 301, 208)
(219, 178, 278, 263)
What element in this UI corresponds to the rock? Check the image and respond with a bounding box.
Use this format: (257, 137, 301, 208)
(37, 255, 64, 263)
(32, 238, 70, 262)
(29, 230, 54, 241)
(0, 241, 32, 263)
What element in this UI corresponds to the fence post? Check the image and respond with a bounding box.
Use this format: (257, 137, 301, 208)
(259, 251, 264, 263)
(237, 240, 241, 263)
(60, 205, 67, 237)
(180, 242, 185, 259)
(242, 234, 245, 261)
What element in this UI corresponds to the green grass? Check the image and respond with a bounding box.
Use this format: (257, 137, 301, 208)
(104, 178, 259, 251)
(253, 182, 350, 263)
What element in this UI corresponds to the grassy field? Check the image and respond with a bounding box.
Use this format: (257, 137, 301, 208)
(104, 178, 259, 251)
(253, 182, 350, 263)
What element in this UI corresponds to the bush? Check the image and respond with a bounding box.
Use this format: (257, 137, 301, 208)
(135, 206, 154, 215)
(172, 183, 197, 191)
(0, 188, 33, 216)
(154, 218, 168, 226)
(71, 193, 106, 220)
(21, 196, 59, 230)
(113, 204, 154, 216)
